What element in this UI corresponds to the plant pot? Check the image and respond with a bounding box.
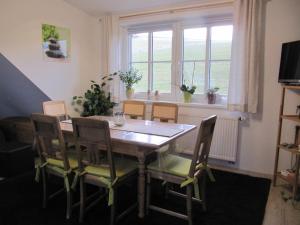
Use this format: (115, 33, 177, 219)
(126, 88, 134, 99)
(207, 93, 216, 104)
(183, 91, 192, 103)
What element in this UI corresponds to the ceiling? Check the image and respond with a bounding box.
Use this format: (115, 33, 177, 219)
(64, 0, 203, 16)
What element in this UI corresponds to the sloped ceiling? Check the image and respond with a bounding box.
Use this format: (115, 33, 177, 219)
(64, 0, 204, 16)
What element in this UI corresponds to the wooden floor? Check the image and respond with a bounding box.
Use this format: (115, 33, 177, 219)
(263, 184, 300, 225)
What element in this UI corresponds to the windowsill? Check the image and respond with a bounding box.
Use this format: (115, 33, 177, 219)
(122, 98, 227, 110)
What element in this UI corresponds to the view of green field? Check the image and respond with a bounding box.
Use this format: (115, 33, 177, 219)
(130, 26, 232, 95)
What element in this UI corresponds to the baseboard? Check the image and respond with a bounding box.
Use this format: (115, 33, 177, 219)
(178, 152, 272, 180)
(210, 164, 272, 180)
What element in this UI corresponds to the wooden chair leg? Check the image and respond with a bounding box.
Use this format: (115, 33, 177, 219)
(164, 182, 170, 199)
(42, 168, 47, 208)
(200, 174, 207, 212)
(66, 182, 72, 219)
(79, 178, 86, 223)
(146, 174, 151, 215)
(110, 189, 117, 225)
(186, 185, 193, 225)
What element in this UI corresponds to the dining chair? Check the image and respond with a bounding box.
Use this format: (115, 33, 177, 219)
(151, 102, 179, 156)
(31, 113, 78, 219)
(43, 100, 69, 121)
(123, 100, 146, 120)
(151, 102, 178, 123)
(71, 117, 138, 225)
(146, 115, 217, 225)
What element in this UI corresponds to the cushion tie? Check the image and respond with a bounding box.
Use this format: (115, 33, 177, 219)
(180, 176, 201, 200)
(48, 166, 73, 193)
(96, 176, 118, 206)
(180, 164, 216, 200)
(71, 170, 87, 190)
(35, 161, 48, 183)
(196, 164, 216, 182)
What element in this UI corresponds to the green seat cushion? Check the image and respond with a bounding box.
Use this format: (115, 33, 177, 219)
(46, 150, 79, 169)
(84, 157, 137, 179)
(46, 157, 78, 169)
(147, 154, 191, 177)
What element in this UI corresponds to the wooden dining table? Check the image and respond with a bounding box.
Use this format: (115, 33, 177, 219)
(60, 116, 196, 218)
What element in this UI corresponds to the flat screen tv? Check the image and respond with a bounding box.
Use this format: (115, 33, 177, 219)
(278, 40, 300, 84)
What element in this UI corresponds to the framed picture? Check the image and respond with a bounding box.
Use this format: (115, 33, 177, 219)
(42, 24, 71, 62)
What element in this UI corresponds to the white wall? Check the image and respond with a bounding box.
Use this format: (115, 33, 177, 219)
(236, 0, 300, 175)
(0, 0, 101, 115)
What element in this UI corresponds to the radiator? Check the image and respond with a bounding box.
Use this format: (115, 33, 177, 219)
(178, 116, 239, 162)
(209, 117, 239, 162)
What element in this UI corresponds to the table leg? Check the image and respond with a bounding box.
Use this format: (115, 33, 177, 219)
(137, 151, 146, 219)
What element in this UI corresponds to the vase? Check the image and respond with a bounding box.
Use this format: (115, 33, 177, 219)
(183, 91, 192, 103)
(207, 93, 216, 104)
(126, 88, 134, 99)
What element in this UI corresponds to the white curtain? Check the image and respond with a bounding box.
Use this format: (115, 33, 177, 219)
(101, 14, 122, 103)
(228, 0, 267, 113)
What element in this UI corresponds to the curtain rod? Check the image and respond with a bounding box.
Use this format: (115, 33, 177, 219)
(119, 1, 234, 20)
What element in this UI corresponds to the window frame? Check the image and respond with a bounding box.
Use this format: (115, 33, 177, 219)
(128, 25, 176, 101)
(181, 20, 233, 99)
(127, 18, 233, 104)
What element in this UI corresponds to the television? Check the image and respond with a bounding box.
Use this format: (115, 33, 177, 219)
(278, 40, 300, 84)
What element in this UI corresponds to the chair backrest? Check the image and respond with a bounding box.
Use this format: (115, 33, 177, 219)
(71, 117, 116, 180)
(151, 102, 178, 123)
(123, 100, 146, 120)
(43, 100, 68, 120)
(31, 113, 70, 170)
(189, 115, 217, 177)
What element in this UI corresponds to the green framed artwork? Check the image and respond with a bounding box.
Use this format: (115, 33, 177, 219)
(42, 24, 71, 62)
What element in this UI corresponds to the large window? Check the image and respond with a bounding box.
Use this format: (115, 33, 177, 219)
(182, 25, 233, 95)
(128, 21, 233, 101)
(130, 30, 173, 93)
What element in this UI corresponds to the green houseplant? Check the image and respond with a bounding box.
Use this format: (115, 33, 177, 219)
(119, 69, 142, 99)
(72, 73, 117, 116)
(206, 87, 219, 104)
(180, 84, 197, 103)
(180, 62, 197, 103)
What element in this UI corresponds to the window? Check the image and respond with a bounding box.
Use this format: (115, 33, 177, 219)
(209, 25, 233, 95)
(130, 30, 173, 94)
(183, 28, 207, 94)
(182, 25, 233, 95)
(128, 21, 233, 102)
(130, 33, 149, 93)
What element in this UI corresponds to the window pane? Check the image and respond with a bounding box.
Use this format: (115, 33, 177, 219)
(131, 33, 148, 62)
(210, 25, 233, 60)
(153, 31, 172, 61)
(183, 28, 207, 61)
(153, 63, 172, 93)
(182, 62, 205, 94)
(131, 63, 148, 92)
(210, 61, 230, 95)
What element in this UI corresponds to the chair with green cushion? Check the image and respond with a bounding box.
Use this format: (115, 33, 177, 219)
(146, 115, 217, 225)
(71, 117, 138, 225)
(31, 113, 77, 219)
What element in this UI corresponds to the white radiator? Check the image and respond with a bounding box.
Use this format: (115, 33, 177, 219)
(209, 117, 239, 162)
(178, 116, 239, 162)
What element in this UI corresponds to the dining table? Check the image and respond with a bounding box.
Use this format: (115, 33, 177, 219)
(60, 116, 196, 218)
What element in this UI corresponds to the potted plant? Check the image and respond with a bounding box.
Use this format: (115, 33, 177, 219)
(119, 69, 142, 99)
(180, 62, 197, 103)
(180, 84, 197, 103)
(72, 73, 117, 116)
(206, 87, 219, 104)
